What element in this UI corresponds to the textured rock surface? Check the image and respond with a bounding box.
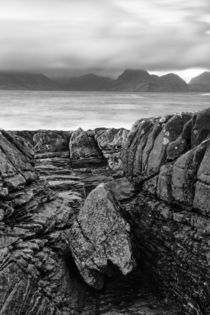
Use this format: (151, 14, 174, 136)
(69, 128, 106, 167)
(3, 110, 209, 315)
(0, 131, 92, 314)
(94, 127, 129, 173)
(122, 108, 210, 314)
(69, 184, 135, 289)
(0, 129, 179, 314)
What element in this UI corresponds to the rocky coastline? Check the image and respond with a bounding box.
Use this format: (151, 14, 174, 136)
(0, 108, 209, 314)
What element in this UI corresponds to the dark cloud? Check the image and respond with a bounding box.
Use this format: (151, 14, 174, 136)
(0, 0, 210, 81)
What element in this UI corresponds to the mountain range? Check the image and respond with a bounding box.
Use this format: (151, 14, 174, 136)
(0, 69, 210, 92)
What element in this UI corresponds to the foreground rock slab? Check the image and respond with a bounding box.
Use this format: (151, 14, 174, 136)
(69, 184, 135, 289)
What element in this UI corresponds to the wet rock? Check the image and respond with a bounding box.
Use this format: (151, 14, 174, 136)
(69, 184, 135, 289)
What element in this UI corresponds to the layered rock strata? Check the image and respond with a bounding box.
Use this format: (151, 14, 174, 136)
(122, 108, 210, 314)
(2, 109, 209, 314)
(0, 131, 91, 314)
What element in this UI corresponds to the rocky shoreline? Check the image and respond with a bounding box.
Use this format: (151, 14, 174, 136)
(0, 108, 209, 314)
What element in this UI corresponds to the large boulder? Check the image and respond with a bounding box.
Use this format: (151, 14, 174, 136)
(69, 128, 106, 168)
(69, 184, 135, 289)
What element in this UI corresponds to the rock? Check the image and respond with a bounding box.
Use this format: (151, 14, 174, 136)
(191, 108, 210, 146)
(1, 109, 209, 314)
(33, 130, 70, 153)
(69, 184, 135, 289)
(0, 130, 91, 314)
(106, 177, 136, 201)
(69, 128, 106, 167)
(193, 141, 210, 214)
(94, 128, 129, 172)
(122, 109, 210, 314)
(122, 113, 192, 184)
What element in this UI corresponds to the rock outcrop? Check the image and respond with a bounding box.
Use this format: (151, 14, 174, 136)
(0, 130, 90, 314)
(122, 108, 210, 314)
(1, 109, 209, 314)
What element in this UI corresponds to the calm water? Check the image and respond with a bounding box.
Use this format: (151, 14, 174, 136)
(0, 90, 209, 130)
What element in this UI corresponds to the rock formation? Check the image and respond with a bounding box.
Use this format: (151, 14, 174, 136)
(0, 130, 89, 314)
(122, 108, 210, 314)
(69, 184, 135, 289)
(69, 128, 106, 168)
(94, 127, 129, 173)
(1, 108, 209, 314)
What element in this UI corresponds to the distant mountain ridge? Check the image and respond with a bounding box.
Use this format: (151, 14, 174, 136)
(111, 69, 188, 92)
(0, 69, 210, 92)
(189, 72, 210, 92)
(0, 72, 58, 90)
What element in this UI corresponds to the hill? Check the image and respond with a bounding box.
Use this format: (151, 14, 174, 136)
(0, 72, 59, 90)
(189, 72, 210, 92)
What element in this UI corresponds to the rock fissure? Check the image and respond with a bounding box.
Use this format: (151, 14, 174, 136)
(0, 109, 209, 314)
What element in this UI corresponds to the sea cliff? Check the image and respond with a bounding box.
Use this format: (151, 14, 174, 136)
(0, 108, 209, 314)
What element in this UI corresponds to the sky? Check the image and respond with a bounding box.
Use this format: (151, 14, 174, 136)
(0, 0, 210, 82)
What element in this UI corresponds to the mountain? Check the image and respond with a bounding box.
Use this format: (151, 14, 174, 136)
(0, 72, 59, 90)
(56, 69, 189, 92)
(113, 69, 153, 91)
(189, 72, 210, 92)
(154, 73, 189, 92)
(56, 73, 113, 91)
(0, 69, 200, 92)
(111, 69, 188, 92)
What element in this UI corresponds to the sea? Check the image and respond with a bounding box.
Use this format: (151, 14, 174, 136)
(0, 90, 209, 130)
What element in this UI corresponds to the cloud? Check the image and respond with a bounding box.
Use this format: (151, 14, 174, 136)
(0, 0, 209, 78)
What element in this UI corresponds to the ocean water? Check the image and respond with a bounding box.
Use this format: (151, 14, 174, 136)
(0, 90, 209, 130)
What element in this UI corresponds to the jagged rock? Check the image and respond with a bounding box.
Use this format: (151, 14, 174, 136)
(122, 108, 210, 314)
(0, 131, 91, 314)
(69, 128, 106, 167)
(191, 108, 210, 146)
(1, 110, 209, 314)
(69, 184, 135, 289)
(33, 130, 70, 153)
(94, 128, 129, 172)
(122, 113, 193, 184)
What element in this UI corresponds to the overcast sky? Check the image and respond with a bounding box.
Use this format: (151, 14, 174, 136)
(0, 0, 210, 81)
